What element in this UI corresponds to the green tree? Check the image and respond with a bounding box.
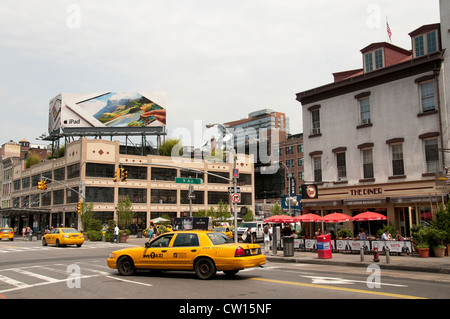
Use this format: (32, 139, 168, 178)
(26, 154, 41, 168)
(243, 206, 254, 221)
(79, 201, 94, 231)
(271, 203, 282, 215)
(158, 138, 183, 157)
(116, 195, 136, 230)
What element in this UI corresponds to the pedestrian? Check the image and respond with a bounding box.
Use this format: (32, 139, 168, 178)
(359, 229, 367, 240)
(245, 227, 253, 243)
(113, 224, 119, 243)
(263, 224, 271, 254)
(152, 223, 158, 238)
(381, 230, 391, 241)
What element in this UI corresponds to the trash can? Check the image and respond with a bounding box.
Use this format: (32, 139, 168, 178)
(282, 236, 294, 257)
(37, 231, 42, 240)
(317, 234, 332, 259)
(137, 229, 142, 238)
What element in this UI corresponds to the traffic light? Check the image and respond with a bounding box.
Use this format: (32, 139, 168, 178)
(77, 201, 82, 214)
(121, 168, 127, 181)
(38, 180, 47, 190)
(113, 168, 121, 182)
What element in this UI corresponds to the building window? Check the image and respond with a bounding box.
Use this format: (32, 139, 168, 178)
(313, 156, 322, 183)
(297, 144, 303, 153)
(122, 165, 147, 180)
(336, 152, 347, 181)
(207, 171, 229, 184)
(119, 188, 147, 203)
(207, 192, 228, 205)
(364, 49, 384, 72)
(67, 163, 80, 179)
(391, 144, 405, 176)
(85, 187, 114, 203)
(424, 138, 439, 173)
(181, 190, 204, 204)
(420, 81, 436, 112)
(311, 110, 320, 135)
(362, 149, 374, 179)
(298, 158, 303, 167)
(66, 187, 79, 204)
(21, 177, 30, 189)
(86, 163, 115, 178)
(414, 30, 437, 58)
(54, 167, 65, 181)
(286, 146, 294, 155)
(298, 171, 304, 181)
(151, 189, 177, 204)
(41, 192, 51, 206)
(53, 189, 65, 205)
(359, 97, 371, 124)
(286, 159, 294, 168)
(151, 167, 176, 181)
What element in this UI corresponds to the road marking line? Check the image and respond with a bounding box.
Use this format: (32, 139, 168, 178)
(13, 269, 60, 283)
(0, 273, 30, 289)
(250, 277, 427, 299)
(105, 275, 153, 287)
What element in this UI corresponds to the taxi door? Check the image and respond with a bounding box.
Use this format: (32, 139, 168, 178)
(138, 233, 174, 269)
(166, 233, 201, 270)
(47, 228, 60, 245)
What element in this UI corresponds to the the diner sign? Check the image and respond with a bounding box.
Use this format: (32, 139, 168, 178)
(350, 187, 382, 196)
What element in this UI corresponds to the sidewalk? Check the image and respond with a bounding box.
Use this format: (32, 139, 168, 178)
(265, 249, 450, 274)
(126, 236, 450, 274)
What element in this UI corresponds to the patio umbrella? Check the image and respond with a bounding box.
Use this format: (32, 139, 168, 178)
(322, 212, 354, 223)
(294, 213, 324, 222)
(264, 215, 297, 223)
(353, 211, 387, 237)
(150, 217, 170, 223)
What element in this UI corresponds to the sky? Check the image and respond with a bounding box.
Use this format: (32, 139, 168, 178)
(0, 0, 441, 148)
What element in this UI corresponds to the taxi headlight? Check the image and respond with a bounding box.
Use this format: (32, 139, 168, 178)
(62, 235, 70, 238)
(109, 253, 116, 258)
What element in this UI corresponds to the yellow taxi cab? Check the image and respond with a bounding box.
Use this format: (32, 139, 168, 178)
(213, 226, 233, 239)
(107, 230, 265, 279)
(0, 227, 14, 241)
(42, 227, 85, 247)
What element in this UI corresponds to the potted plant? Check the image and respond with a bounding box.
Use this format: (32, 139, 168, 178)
(431, 204, 450, 256)
(425, 227, 447, 257)
(119, 229, 130, 243)
(413, 227, 430, 258)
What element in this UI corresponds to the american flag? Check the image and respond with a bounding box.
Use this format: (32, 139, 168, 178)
(386, 21, 392, 42)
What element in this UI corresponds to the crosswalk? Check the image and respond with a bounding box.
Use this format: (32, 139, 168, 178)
(0, 242, 137, 254)
(0, 261, 111, 294)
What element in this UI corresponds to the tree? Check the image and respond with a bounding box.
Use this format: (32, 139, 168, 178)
(271, 203, 282, 215)
(26, 154, 41, 168)
(79, 201, 94, 231)
(159, 138, 183, 157)
(116, 195, 135, 230)
(243, 206, 254, 222)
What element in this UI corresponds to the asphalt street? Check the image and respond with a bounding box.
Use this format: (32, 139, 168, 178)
(0, 238, 448, 301)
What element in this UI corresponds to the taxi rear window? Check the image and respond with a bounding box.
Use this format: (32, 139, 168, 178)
(61, 228, 79, 233)
(1, 228, 12, 232)
(207, 232, 233, 245)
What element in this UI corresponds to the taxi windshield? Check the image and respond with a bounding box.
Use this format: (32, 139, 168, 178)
(207, 232, 233, 245)
(61, 228, 79, 233)
(1, 228, 12, 232)
(213, 227, 226, 232)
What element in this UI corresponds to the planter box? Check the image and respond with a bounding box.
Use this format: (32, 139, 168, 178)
(119, 234, 129, 243)
(432, 247, 445, 257)
(417, 248, 429, 258)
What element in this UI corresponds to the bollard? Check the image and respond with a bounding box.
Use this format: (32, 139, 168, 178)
(360, 247, 364, 262)
(385, 247, 391, 264)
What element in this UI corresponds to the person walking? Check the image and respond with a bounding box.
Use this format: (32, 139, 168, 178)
(263, 224, 271, 255)
(113, 224, 119, 243)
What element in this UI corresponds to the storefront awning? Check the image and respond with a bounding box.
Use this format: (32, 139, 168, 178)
(390, 195, 443, 204)
(301, 200, 342, 207)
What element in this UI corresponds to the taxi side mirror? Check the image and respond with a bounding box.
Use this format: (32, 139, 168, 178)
(145, 242, 151, 249)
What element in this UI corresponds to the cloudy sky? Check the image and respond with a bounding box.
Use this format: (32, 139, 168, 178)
(0, 0, 441, 148)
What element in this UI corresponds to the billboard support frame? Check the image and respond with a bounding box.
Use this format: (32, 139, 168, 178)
(44, 126, 166, 158)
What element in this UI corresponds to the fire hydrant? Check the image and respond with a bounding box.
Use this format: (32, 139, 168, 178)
(372, 247, 380, 262)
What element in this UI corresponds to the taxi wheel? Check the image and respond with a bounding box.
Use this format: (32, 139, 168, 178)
(56, 239, 61, 247)
(42, 238, 47, 246)
(117, 256, 136, 276)
(195, 258, 216, 280)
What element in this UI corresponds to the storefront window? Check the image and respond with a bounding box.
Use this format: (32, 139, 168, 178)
(151, 189, 177, 204)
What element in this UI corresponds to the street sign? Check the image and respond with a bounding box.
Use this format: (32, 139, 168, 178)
(233, 169, 239, 178)
(175, 177, 202, 184)
(228, 186, 240, 194)
(231, 193, 241, 203)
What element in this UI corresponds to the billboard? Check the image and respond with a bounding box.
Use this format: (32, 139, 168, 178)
(49, 92, 166, 133)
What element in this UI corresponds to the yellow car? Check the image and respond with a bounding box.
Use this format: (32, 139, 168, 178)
(107, 230, 266, 279)
(42, 227, 85, 247)
(0, 227, 14, 241)
(213, 226, 233, 239)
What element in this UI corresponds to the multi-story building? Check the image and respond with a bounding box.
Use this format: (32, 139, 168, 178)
(276, 133, 304, 197)
(296, 21, 448, 237)
(0, 137, 254, 233)
(223, 109, 289, 216)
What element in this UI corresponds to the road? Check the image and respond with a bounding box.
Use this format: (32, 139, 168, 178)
(0, 239, 449, 302)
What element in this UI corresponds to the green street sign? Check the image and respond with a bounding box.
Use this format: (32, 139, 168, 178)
(175, 177, 202, 184)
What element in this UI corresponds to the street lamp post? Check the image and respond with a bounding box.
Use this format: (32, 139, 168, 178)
(206, 123, 239, 243)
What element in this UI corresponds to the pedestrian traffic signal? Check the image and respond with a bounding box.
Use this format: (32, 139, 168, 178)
(38, 180, 47, 190)
(121, 168, 127, 181)
(77, 201, 82, 214)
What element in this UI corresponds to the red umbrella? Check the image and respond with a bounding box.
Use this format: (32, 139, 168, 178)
(353, 211, 387, 221)
(264, 215, 297, 223)
(294, 213, 324, 222)
(322, 212, 354, 223)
